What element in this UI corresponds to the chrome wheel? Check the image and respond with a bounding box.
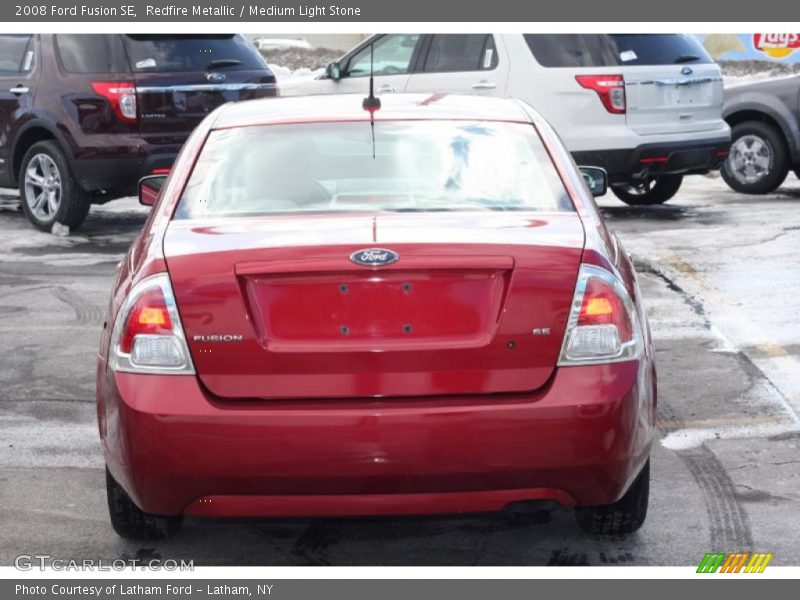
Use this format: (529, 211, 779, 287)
(728, 134, 772, 185)
(23, 153, 62, 222)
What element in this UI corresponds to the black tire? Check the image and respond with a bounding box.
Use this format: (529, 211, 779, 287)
(18, 140, 91, 232)
(106, 468, 182, 540)
(575, 459, 649, 535)
(721, 120, 789, 194)
(611, 175, 683, 206)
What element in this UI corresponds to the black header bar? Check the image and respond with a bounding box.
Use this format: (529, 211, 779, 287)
(2, 0, 792, 22)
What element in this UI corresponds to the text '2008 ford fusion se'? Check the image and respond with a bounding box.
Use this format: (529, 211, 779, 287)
(97, 92, 656, 540)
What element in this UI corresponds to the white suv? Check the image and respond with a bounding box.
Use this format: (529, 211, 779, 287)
(284, 34, 731, 205)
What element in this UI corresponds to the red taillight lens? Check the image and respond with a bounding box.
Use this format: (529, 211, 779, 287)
(559, 264, 642, 365)
(575, 75, 626, 114)
(91, 81, 138, 123)
(119, 288, 173, 353)
(577, 277, 633, 342)
(109, 274, 195, 374)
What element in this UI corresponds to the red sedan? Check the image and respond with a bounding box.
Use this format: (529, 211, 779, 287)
(97, 93, 656, 539)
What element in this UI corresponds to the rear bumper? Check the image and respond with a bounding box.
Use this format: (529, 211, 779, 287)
(185, 488, 577, 518)
(97, 360, 656, 517)
(572, 136, 731, 184)
(73, 154, 177, 197)
(69, 136, 184, 196)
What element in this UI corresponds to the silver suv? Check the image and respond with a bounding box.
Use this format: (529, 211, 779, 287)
(285, 34, 731, 205)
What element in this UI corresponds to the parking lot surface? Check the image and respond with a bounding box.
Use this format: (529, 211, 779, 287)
(1, 174, 799, 566)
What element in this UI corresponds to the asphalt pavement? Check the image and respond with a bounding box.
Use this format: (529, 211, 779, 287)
(0, 173, 798, 566)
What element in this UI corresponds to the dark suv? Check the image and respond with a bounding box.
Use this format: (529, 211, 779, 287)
(0, 34, 277, 231)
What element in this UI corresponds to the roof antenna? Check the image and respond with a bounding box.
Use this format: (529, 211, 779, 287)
(362, 42, 380, 159)
(362, 42, 381, 113)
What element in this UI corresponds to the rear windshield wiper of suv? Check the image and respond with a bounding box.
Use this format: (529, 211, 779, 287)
(207, 59, 243, 70)
(674, 53, 701, 64)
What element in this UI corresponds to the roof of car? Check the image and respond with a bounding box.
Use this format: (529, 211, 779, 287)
(212, 93, 536, 129)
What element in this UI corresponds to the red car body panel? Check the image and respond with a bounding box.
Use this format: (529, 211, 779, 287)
(98, 359, 652, 516)
(97, 94, 657, 518)
(164, 212, 584, 399)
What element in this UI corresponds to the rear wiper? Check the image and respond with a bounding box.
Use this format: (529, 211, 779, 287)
(207, 59, 243, 70)
(674, 53, 701, 64)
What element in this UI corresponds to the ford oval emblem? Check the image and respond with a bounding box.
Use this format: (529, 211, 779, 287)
(681, 66, 693, 76)
(350, 248, 399, 267)
(206, 72, 226, 83)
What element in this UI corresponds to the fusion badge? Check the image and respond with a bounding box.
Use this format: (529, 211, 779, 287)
(193, 334, 243, 342)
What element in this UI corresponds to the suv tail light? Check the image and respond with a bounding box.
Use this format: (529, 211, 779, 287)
(575, 75, 626, 114)
(558, 264, 643, 365)
(108, 274, 195, 374)
(91, 81, 138, 123)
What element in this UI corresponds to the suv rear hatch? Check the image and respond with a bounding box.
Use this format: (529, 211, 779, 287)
(121, 35, 277, 142)
(164, 212, 585, 400)
(613, 34, 724, 136)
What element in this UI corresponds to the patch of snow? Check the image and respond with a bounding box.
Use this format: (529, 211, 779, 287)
(93, 195, 147, 214)
(255, 38, 312, 51)
(661, 422, 800, 451)
(724, 72, 800, 87)
(51, 222, 70, 237)
(720, 60, 800, 87)
(268, 63, 324, 82)
(0, 193, 146, 265)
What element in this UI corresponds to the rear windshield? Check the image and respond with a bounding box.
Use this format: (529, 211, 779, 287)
(525, 34, 713, 67)
(175, 121, 573, 219)
(121, 34, 266, 72)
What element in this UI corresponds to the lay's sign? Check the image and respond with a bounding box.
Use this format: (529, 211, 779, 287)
(753, 34, 800, 60)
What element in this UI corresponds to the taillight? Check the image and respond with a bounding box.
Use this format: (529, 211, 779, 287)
(558, 264, 642, 365)
(575, 75, 626, 114)
(91, 81, 138, 123)
(108, 274, 195, 374)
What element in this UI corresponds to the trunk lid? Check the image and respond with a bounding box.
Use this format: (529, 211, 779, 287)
(624, 62, 723, 136)
(121, 35, 277, 143)
(164, 212, 585, 399)
(609, 34, 724, 136)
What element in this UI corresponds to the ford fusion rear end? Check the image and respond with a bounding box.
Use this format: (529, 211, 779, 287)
(97, 95, 656, 539)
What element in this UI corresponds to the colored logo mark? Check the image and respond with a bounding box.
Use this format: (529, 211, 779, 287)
(697, 552, 773, 573)
(753, 34, 800, 60)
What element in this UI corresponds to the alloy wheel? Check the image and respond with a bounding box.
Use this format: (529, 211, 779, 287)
(728, 134, 772, 184)
(23, 153, 62, 222)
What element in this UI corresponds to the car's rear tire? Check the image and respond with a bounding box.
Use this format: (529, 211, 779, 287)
(106, 468, 182, 540)
(721, 120, 789, 194)
(18, 140, 91, 232)
(611, 175, 683, 205)
(574, 459, 649, 535)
